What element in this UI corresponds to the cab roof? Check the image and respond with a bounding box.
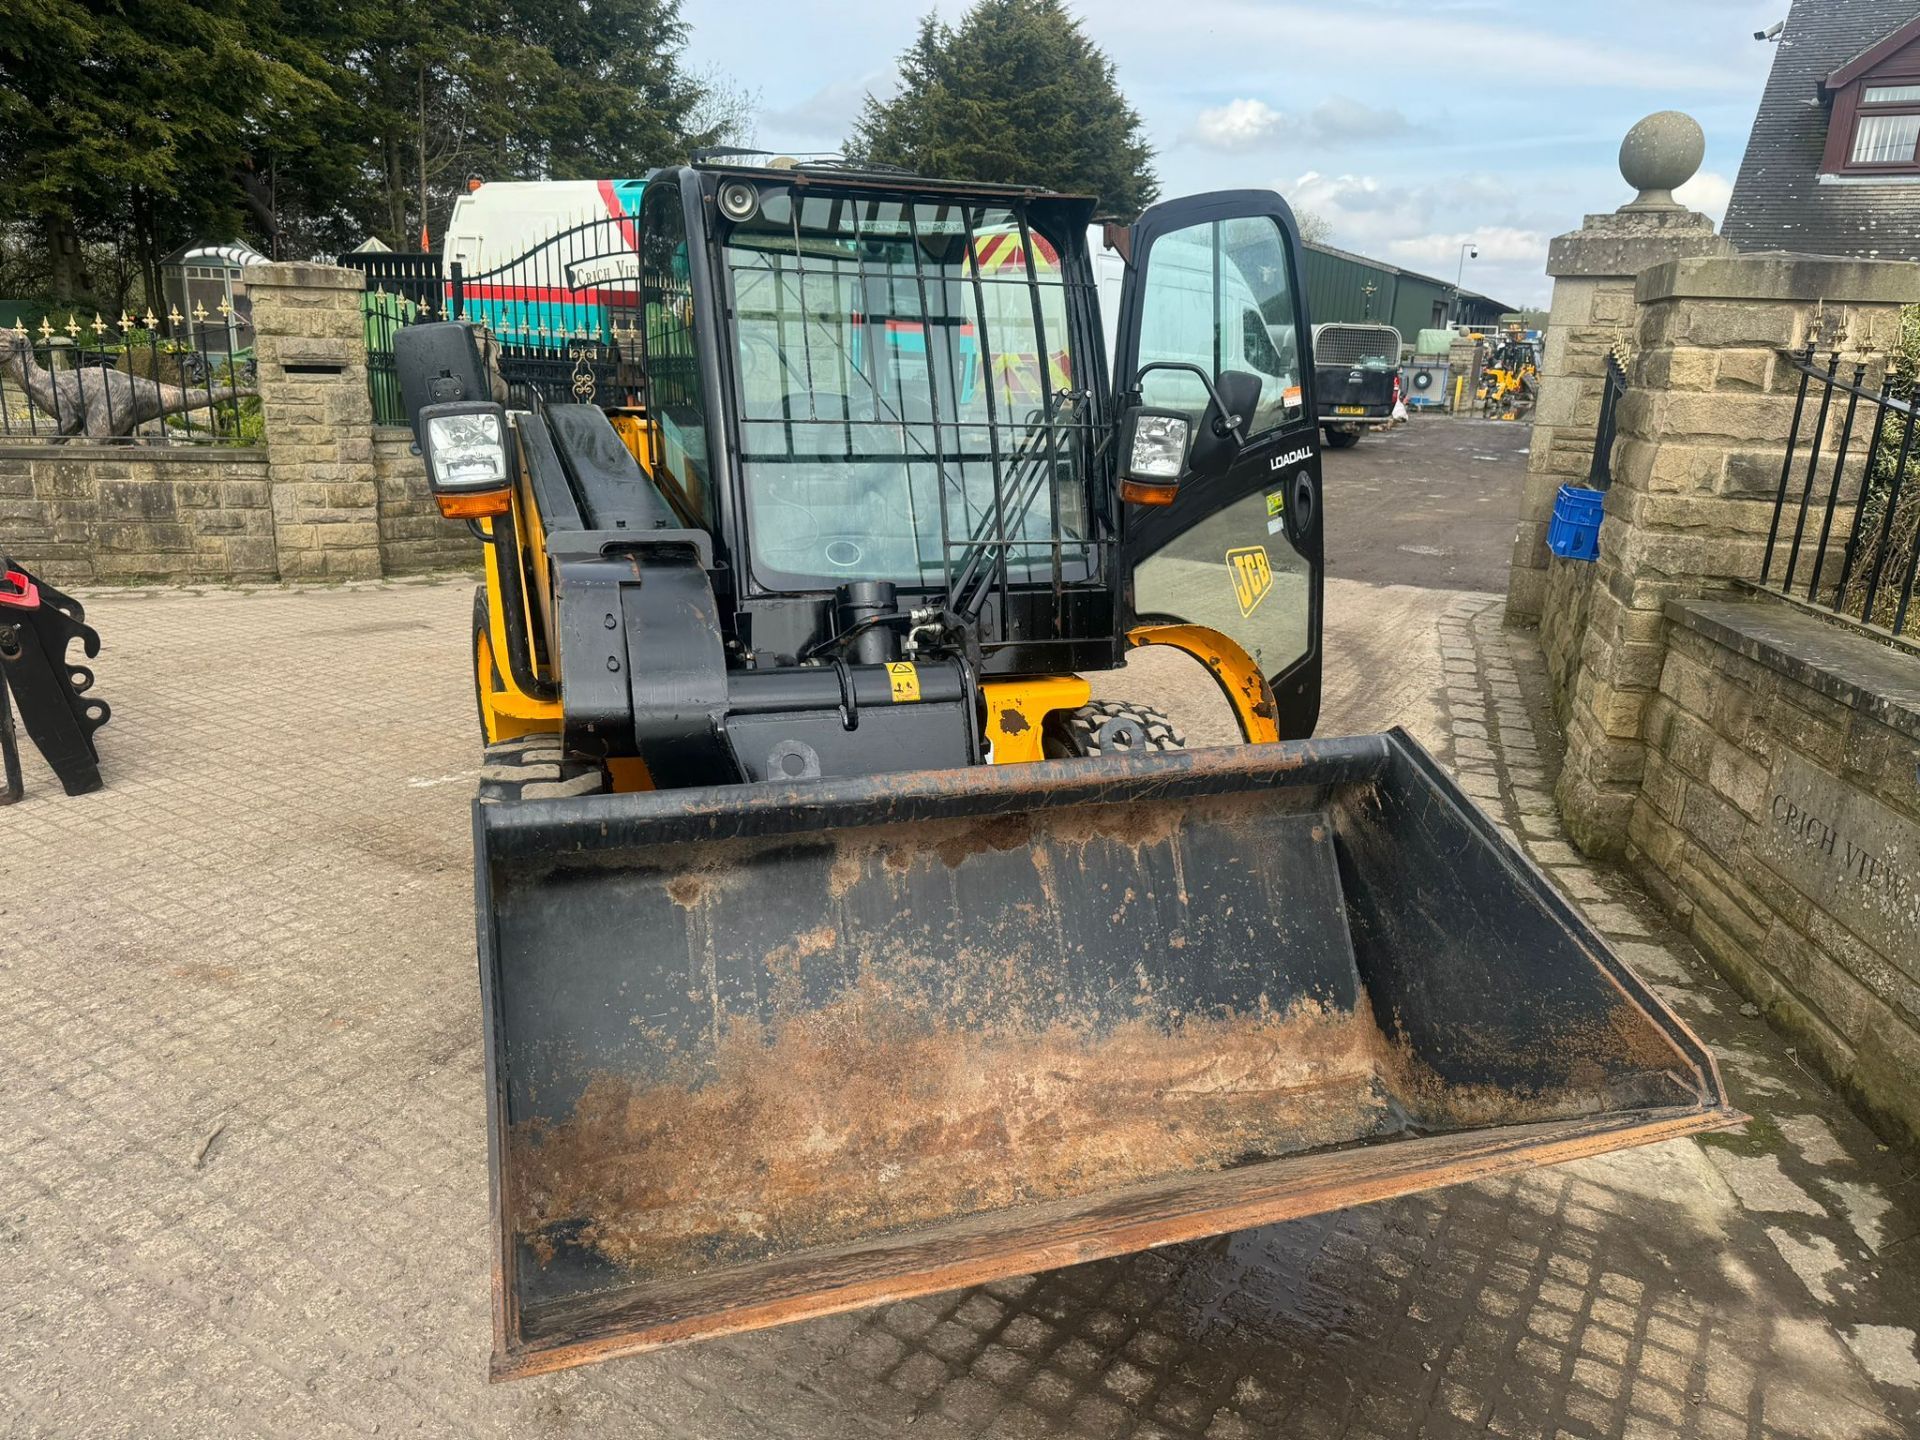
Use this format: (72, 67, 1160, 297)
(684, 156, 1095, 206)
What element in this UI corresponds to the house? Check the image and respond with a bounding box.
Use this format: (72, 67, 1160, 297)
(1723, 0, 1920, 259)
(1299, 240, 1513, 334)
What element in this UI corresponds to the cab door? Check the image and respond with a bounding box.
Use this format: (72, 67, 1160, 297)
(1110, 190, 1322, 738)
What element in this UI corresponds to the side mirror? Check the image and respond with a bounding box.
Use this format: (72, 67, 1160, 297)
(1117, 407, 1193, 505)
(1187, 369, 1262, 481)
(1118, 363, 1265, 502)
(396, 321, 490, 444)
(419, 400, 512, 519)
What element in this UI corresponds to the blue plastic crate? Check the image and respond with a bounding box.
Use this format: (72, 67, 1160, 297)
(1547, 484, 1605, 562)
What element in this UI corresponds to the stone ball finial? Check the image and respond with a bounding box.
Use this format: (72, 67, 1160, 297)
(1618, 111, 1705, 211)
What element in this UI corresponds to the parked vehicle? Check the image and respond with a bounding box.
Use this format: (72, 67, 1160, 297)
(442, 178, 648, 346)
(1312, 322, 1402, 447)
(392, 159, 1732, 1378)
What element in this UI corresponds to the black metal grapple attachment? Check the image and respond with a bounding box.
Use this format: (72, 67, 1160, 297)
(0, 561, 110, 798)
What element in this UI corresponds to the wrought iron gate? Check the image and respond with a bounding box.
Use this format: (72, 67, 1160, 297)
(348, 217, 644, 420)
(446, 217, 642, 407)
(1587, 349, 1628, 490)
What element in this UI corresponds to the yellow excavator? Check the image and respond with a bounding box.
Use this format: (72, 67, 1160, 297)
(395, 161, 1732, 1379)
(1478, 328, 1540, 420)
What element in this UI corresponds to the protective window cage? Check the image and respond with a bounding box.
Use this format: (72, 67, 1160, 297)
(715, 189, 1102, 604)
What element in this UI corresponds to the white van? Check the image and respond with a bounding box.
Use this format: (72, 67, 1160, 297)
(442, 179, 646, 278)
(442, 179, 647, 344)
(1089, 225, 1302, 432)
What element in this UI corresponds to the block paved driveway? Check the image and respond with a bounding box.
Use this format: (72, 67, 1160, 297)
(3, 426, 1914, 1438)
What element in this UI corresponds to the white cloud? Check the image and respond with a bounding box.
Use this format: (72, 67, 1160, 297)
(1386, 227, 1550, 269)
(1190, 98, 1291, 150)
(1187, 96, 1409, 151)
(1098, 0, 1758, 92)
(1675, 169, 1735, 222)
(1280, 172, 1555, 305)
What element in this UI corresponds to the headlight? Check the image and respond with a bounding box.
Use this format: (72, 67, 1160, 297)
(1127, 413, 1191, 480)
(426, 409, 507, 490)
(420, 401, 512, 520)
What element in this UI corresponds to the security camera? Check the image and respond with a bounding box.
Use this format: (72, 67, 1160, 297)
(1469, 246, 1480, 259)
(1754, 20, 1783, 40)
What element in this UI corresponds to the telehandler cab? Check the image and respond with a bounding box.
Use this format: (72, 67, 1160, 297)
(396, 162, 1734, 1379)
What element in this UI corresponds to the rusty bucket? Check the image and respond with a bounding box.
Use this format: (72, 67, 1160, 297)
(473, 730, 1734, 1379)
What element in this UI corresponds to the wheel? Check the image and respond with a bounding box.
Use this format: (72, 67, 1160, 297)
(1322, 427, 1361, 449)
(472, 586, 501, 745)
(1042, 700, 1186, 759)
(477, 734, 608, 804)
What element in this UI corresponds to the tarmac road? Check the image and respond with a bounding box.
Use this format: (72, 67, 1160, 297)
(1320, 413, 1531, 593)
(1093, 411, 1529, 748)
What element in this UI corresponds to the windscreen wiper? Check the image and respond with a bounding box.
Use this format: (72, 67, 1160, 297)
(944, 387, 1087, 623)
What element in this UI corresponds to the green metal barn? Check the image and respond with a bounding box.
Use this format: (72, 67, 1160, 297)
(1300, 241, 1512, 335)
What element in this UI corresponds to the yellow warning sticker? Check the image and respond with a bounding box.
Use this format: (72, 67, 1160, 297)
(1266, 490, 1285, 518)
(886, 661, 921, 702)
(1227, 545, 1274, 617)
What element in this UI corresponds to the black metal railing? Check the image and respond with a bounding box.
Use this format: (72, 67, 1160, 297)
(448, 217, 643, 407)
(1587, 349, 1628, 490)
(0, 310, 257, 444)
(341, 253, 449, 425)
(349, 223, 644, 420)
(337, 250, 445, 307)
(1762, 345, 1920, 638)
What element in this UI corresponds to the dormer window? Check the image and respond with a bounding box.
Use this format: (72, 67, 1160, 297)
(1821, 15, 1920, 177)
(1848, 88, 1920, 168)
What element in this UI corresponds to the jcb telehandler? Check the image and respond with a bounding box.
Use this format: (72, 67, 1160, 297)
(396, 162, 1733, 1380)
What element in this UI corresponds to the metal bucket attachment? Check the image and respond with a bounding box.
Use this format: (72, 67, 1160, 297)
(476, 731, 1734, 1379)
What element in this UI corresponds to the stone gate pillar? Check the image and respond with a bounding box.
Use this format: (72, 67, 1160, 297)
(248, 263, 383, 579)
(1506, 113, 1732, 627)
(1556, 254, 1920, 855)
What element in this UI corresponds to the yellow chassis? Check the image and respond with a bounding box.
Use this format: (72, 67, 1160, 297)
(474, 420, 1283, 787)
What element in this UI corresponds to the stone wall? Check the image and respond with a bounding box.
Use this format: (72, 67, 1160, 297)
(1539, 550, 1596, 728)
(1505, 207, 1730, 625)
(1554, 254, 1920, 857)
(374, 427, 470, 574)
(1632, 599, 1920, 1146)
(0, 262, 469, 583)
(0, 445, 276, 584)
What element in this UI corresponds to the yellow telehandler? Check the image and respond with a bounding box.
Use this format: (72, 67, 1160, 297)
(394, 160, 1733, 1379)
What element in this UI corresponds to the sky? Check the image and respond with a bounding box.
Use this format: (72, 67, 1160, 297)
(680, 0, 1790, 309)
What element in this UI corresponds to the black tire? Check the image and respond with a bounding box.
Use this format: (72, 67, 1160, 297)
(477, 735, 608, 804)
(1042, 700, 1186, 759)
(472, 586, 499, 745)
(1322, 427, 1361, 449)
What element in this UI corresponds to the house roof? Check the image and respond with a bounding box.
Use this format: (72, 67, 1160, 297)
(1825, 9, 1920, 88)
(1723, 0, 1920, 261)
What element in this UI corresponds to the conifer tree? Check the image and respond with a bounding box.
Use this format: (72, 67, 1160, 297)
(849, 0, 1158, 217)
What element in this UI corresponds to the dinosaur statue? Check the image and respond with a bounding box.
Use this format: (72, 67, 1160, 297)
(0, 330, 254, 441)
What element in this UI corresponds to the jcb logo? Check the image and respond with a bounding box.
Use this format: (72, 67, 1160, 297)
(1226, 545, 1273, 617)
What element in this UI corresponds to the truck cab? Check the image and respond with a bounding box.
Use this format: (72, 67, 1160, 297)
(1311, 321, 1402, 449)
